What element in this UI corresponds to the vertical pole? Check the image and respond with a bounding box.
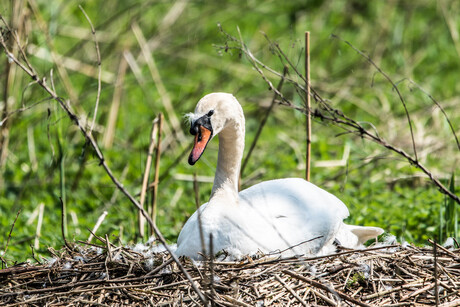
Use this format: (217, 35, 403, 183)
(305, 31, 312, 181)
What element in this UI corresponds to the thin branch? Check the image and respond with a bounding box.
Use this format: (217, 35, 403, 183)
(433, 239, 440, 307)
(3, 210, 21, 257)
(283, 269, 370, 307)
(274, 275, 308, 307)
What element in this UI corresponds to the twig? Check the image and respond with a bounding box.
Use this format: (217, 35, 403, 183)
(3, 209, 21, 257)
(274, 275, 308, 306)
(283, 270, 370, 307)
(305, 31, 311, 182)
(0, 21, 206, 304)
(209, 233, 216, 307)
(78, 5, 102, 136)
(433, 239, 440, 306)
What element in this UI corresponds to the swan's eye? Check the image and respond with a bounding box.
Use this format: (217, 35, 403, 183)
(207, 110, 214, 117)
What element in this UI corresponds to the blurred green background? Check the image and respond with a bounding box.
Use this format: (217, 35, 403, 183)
(1, 0, 459, 264)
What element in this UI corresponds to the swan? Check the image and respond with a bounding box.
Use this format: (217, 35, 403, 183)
(175, 93, 383, 260)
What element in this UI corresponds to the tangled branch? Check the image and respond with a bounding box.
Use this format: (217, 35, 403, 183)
(216, 25, 460, 205)
(0, 15, 207, 305)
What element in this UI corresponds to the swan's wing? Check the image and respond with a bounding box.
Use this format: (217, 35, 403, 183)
(176, 202, 211, 259)
(236, 178, 349, 256)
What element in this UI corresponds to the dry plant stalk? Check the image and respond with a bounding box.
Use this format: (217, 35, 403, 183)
(139, 117, 160, 239)
(150, 112, 163, 234)
(33, 203, 45, 249)
(0, 16, 206, 304)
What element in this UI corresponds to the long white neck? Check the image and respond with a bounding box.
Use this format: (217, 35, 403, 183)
(210, 119, 245, 202)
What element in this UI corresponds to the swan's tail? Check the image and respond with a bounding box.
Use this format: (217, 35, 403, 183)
(347, 225, 384, 245)
(336, 224, 384, 248)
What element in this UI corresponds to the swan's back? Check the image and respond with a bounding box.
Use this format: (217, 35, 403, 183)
(176, 178, 351, 259)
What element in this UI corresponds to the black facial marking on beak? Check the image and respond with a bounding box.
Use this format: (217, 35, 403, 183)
(188, 110, 214, 165)
(189, 110, 214, 136)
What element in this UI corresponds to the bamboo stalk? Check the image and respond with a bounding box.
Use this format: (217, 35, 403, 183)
(305, 31, 311, 182)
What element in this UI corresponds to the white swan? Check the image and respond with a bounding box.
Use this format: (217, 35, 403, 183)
(176, 93, 383, 260)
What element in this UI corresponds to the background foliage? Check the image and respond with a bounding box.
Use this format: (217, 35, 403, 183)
(1, 0, 459, 263)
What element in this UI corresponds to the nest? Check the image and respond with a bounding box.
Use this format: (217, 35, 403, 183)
(1, 238, 460, 306)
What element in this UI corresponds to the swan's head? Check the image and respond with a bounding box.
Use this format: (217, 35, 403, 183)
(186, 93, 243, 165)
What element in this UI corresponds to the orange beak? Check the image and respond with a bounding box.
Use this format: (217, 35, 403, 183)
(188, 125, 212, 165)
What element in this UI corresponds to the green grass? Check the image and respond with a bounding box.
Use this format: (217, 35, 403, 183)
(1, 0, 459, 264)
